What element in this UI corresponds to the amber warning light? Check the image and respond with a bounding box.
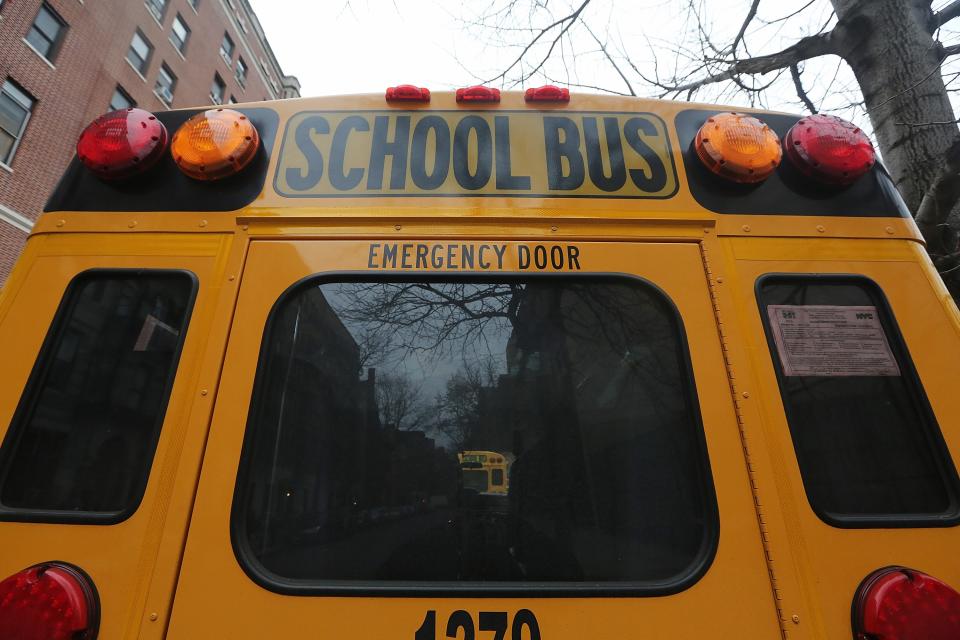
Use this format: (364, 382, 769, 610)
(694, 112, 782, 183)
(171, 108, 260, 181)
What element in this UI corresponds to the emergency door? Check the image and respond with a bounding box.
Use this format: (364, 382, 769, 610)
(168, 238, 782, 640)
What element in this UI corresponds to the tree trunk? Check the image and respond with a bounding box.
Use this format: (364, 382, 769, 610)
(832, 0, 960, 238)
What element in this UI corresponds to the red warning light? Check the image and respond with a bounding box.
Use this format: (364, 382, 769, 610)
(852, 566, 960, 640)
(76, 108, 168, 180)
(0, 562, 100, 640)
(784, 114, 876, 185)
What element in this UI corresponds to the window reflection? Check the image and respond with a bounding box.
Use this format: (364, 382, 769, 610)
(237, 278, 714, 586)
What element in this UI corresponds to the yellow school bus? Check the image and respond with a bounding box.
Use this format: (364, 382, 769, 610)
(0, 86, 958, 640)
(459, 451, 511, 495)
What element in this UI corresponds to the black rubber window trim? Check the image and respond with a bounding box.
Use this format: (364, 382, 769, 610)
(755, 273, 960, 528)
(0, 268, 198, 525)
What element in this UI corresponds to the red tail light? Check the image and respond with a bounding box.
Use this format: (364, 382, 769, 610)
(456, 86, 501, 103)
(524, 85, 570, 103)
(0, 562, 100, 640)
(852, 566, 960, 640)
(76, 108, 168, 180)
(386, 85, 430, 103)
(784, 114, 875, 185)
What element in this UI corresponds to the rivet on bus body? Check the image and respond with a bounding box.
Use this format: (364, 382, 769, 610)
(128, 221, 137, 228)
(791, 615, 800, 624)
(395, 224, 402, 231)
(885, 226, 895, 234)
(199, 219, 208, 228)
(742, 391, 750, 398)
(742, 225, 751, 232)
(816, 225, 826, 233)
(56, 219, 65, 227)
(716, 277, 724, 284)
(703, 228, 710, 234)
(241, 224, 249, 231)
(228, 275, 235, 281)
(550, 226, 558, 232)
(149, 613, 159, 622)
(200, 389, 208, 396)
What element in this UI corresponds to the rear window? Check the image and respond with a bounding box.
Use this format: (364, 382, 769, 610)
(758, 275, 960, 527)
(232, 276, 717, 595)
(0, 270, 196, 522)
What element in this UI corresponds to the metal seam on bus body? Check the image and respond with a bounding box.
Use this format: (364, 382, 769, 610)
(699, 240, 789, 640)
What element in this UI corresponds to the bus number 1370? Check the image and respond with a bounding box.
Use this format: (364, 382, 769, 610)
(415, 611, 541, 640)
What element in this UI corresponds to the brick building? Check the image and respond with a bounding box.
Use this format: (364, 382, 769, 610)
(0, 0, 300, 282)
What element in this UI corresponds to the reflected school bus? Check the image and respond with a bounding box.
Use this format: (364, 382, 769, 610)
(458, 450, 512, 496)
(0, 88, 958, 640)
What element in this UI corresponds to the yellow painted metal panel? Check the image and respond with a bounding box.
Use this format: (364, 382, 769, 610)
(721, 237, 960, 638)
(0, 233, 237, 640)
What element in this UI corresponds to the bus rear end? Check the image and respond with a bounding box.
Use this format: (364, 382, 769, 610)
(0, 90, 957, 640)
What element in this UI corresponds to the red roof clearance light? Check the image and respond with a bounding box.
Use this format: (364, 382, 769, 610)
(76, 108, 168, 180)
(852, 566, 960, 640)
(0, 562, 100, 640)
(525, 85, 570, 103)
(784, 114, 876, 185)
(456, 86, 501, 104)
(386, 85, 431, 103)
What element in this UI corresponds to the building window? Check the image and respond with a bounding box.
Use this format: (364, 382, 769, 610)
(210, 73, 225, 105)
(219, 32, 234, 65)
(170, 14, 190, 54)
(235, 57, 247, 87)
(187, 0, 199, 11)
(154, 63, 176, 105)
(127, 30, 153, 75)
(26, 3, 68, 62)
(109, 85, 136, 111)
(145, 0, 167, 23)
(0, 80, 34, 166)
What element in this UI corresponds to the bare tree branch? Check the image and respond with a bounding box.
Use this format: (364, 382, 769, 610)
(915, 139, 960, 251)
(790, 63, 818, 113)
(942, 42, 960, 57)
(652, 29, 836, 96)
(759, 0, 817, 25)
(481, 0, 593, 85)
(582, 21, 636, 96)
(935, 0, 960, 28)
(730, 0, 761, 55)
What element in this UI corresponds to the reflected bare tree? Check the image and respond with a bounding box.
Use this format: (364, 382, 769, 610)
(376, 372, 429, 431)
(334, 282, 525, 360)
(430, 359, 501, 450)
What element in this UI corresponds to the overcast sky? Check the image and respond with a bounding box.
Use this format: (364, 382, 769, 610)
(246, 0, 960, 140)
(247, 1, 481, 96)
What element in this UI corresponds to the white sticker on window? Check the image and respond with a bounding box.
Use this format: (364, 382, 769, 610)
(766, 305, 900, 377)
